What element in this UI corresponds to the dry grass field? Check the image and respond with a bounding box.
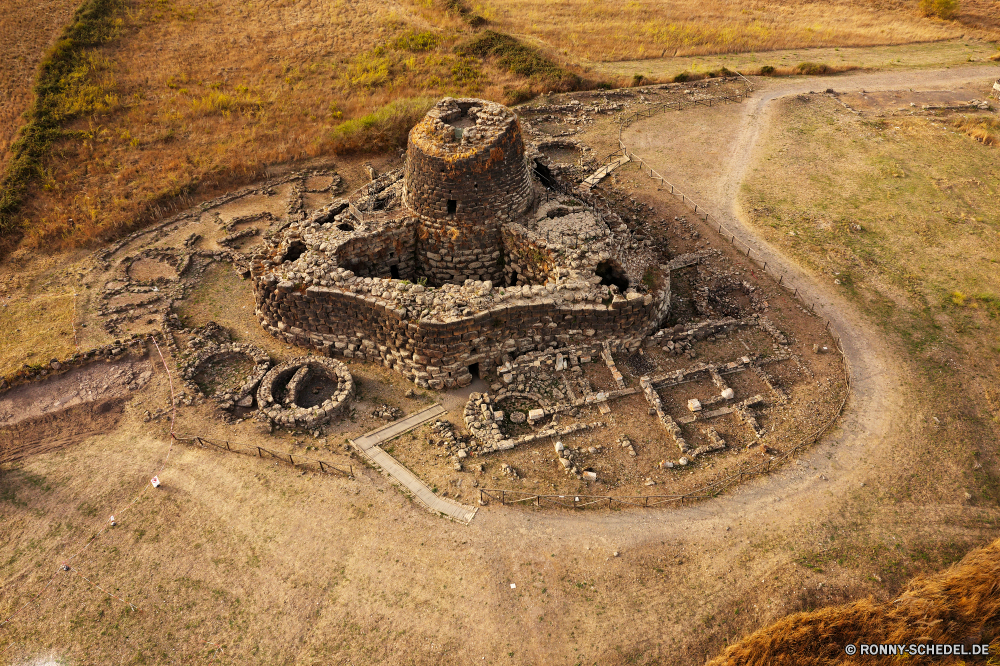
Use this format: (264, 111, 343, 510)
(3, 0, 1000, 258)
(4, 0, 594, 255)
(709, 534, 1000, 665)
(0, 0, 81, 173)
(474, 0, 1000, 62)
(592, 39, 1000, 82)
(5, 2, 1000, 663)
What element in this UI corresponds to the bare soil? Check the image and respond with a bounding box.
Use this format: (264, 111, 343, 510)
(2, 63, 1000, 666)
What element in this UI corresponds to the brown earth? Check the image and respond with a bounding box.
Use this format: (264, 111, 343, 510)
(2, 64, 1000, 665)
(0, 0, 81, 173)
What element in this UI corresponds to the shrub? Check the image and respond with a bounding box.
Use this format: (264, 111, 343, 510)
(759, 65, 775, 75)
(920, 0, 960, 20)
(391, 30, 441, 52)
(327, 97, 435, 154)
(455, 30, 579, 88)
(796, 62, 832, 75)
(632, 73, 644, 86)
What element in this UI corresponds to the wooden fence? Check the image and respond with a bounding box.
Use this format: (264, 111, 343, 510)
(480, 71, 859, 512)
(173, 434, 354, 478)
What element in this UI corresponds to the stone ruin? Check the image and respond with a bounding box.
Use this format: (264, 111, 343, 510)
(251, 97, 670, 390)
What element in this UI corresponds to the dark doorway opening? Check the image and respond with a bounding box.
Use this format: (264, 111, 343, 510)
(508, 269, 518, 286)
(468, 363, 480, 379)
(447, 199, 457, 215)
(596, 260, 629, 291)
(533, 159, 557, 189)
(283, 240, 306, 263)
(390, 264, 400, 279)
(337, 222, 354, 232)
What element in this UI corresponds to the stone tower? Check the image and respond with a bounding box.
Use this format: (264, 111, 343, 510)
(404, 98, 533, 286)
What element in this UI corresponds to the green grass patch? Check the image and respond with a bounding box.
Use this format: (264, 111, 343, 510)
(455, 30, 579, 88)
(327, 97, 436, 154)
(0, 0, 126, 248)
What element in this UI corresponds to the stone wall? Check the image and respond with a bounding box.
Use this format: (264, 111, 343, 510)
(404, 98, 534, 286)
(333, 219, 418, 281)
(254, 277, 670, 390)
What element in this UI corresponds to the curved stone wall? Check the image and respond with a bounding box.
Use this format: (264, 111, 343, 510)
(404, 98, 534, 286)
(256, 356, 354, 428)
(254, 276, 669, 390)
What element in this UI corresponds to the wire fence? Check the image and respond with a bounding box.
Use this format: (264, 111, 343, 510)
(172, 434, 354, 478)
(479, 71, 857, 512)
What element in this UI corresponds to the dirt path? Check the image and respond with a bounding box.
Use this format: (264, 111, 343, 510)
(475, 65, 1000, 540)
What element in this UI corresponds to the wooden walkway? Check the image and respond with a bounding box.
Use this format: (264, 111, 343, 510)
(351, 404, 478, 524)
(583, 153, 630, 188)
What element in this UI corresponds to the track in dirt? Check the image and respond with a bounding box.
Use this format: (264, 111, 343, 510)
(478, 63, 1000, 538)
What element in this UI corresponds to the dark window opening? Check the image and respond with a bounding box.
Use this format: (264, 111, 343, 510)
(468, 363, 480, 379)
(283, 240, 307, 263)
(389, 251, 395, 258)
(508, 269, 518, 286)
(337, 222, 354, 232)
(447, 199, 457, 215)
(390, 264, 400, 279)
(596, 260, 629, 291)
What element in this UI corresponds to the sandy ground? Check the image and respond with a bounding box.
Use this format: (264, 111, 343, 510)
(2, 63, 1000, 665)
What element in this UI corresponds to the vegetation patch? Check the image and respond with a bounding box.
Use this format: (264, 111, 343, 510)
(456, 30, 580, 89)
(0, 0, 125, 248)
(327, 97, 436, 154)
(709, 536, 1000, 664)
(953, 114, 1000, 146)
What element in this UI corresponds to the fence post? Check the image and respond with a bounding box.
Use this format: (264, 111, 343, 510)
(501, 490, 506, 506)
(746, 247, 751, 257)
(778, 275, 783, 285)
(225, 441, 231, 451)
(257, 447, 263, 457)
(319, 460, 326, 473)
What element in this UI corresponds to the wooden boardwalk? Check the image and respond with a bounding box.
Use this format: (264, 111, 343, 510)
(351, 404, 478, 524)
(583, 153, 630, 188)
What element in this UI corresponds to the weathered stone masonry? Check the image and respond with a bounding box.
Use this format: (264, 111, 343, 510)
(405, 98, 534, 287)
(255, 278, 668, 389)
(252, 97, 671, 390)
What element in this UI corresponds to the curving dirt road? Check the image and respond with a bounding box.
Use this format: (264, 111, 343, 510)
(474, 63, 1000, 578)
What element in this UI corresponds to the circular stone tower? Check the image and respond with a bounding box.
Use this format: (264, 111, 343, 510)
(405, 98, 533, 286)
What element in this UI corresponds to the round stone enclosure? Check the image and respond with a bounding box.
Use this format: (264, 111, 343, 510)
(183, 342, 271, 409)
(125, 251, 185, 283)
(256, 356, 354, 428)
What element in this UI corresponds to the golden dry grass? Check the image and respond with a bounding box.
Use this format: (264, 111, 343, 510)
(0, 0, 82, 173)
(708, 535, 1000, 665)
(0, 293, 76, 378)
(954, 114, 1000, 145)
(473, 0, 1000, 62)
(8, 0, 592, 254)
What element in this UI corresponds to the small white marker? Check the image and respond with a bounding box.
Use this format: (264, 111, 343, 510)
(510, 583, 516, 589)
(150, 476, 161, 488)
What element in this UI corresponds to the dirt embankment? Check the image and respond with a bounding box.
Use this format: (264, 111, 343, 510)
(0, 359, 154, 463)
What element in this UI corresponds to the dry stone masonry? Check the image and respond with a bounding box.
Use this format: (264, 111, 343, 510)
(252, 98, 670, 390)
(256, 356, 354, 429)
